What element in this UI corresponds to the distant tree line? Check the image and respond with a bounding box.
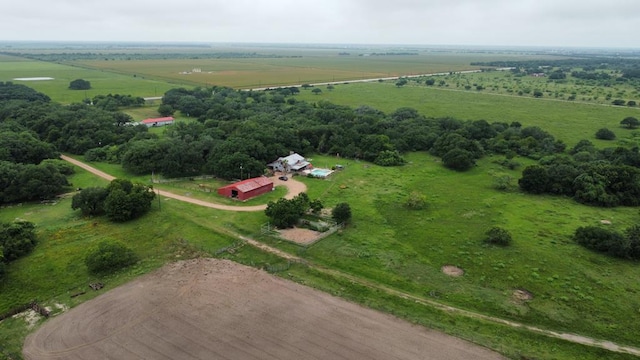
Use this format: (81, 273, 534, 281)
(0, 51, 301, 62)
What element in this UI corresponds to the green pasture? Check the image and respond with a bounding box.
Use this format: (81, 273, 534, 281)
(282, 153, 640, 348)
(298, 81, 640, 147)
(422, 70, 640, 107)
(0, 54, 180, 103)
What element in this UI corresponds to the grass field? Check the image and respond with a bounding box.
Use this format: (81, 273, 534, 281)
(298, 81, 640, 147)
(0, 54, 180, 103)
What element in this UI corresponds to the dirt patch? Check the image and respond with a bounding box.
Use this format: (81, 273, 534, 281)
(24, 259, 504, 360)
(512, 289, 534, 302)
(13, 310, 40, 329)
(441, 265, 465, 277)
(278, 227, 323, 245)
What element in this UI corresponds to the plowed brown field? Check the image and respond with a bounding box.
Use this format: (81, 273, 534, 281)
(24, 259, 504, 360)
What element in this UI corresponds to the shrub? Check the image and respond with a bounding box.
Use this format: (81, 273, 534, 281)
(595, 128, 616, 140)
(484, 227, 512, 246)
(574, 226, 627, 258)
(405, 192, 427, 210)
(0, 221, 37, 262)
(85, 241, 138, 275)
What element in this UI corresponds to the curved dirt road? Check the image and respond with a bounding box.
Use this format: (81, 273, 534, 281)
(60, 155, 306, 212)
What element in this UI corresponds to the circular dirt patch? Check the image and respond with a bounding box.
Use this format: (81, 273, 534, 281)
(441, 265, 464, 277)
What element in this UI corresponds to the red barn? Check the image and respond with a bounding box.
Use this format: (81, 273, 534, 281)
(217, 177, 274, 201)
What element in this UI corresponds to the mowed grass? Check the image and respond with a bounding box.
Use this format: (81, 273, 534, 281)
(0, 54, 181, 103)
(272, 153, 640, 348)
(298, 81, 640, 147)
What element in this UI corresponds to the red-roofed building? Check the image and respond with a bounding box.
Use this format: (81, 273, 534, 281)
(217, 177, 274, 201)
(140, 117, 174, 127)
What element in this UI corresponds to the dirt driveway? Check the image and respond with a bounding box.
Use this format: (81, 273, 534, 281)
(60, 155, 306, 212)
(23, 259, 505, 360)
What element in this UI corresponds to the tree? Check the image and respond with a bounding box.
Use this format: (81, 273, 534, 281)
(484, 227, 512, 246)
(442, 148, 475, 171)
(312, 88, 322, 95)
(103, 179, 155, 222)
(310, 199, 324, 214)
(425, 79, 435, 86)
(533, 90, 543, 98)
(518, 165, 550, 194)
(265, 197, 305, 228)
(628, 100, 637, 107)
(0, 220, 37, 262)
(395, 78, 408, 87)
(612, 99, 626, 106)
(72, 187, 109, 216)
(621, 117, 640, 129)
(595, 128, 616, 140)
(326, 85, 335, 91)
(85, 240, 138, 275)
(69, 79, 91, 90)
(158, 104, 175, 117)
(332, 202, 352, 225)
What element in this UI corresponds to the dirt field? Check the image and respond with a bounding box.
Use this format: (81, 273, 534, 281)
(23, 259, 505, 360)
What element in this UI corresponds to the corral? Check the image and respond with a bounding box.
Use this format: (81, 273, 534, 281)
(23, 259, 504, 360)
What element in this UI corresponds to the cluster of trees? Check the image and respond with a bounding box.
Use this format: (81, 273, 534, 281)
(85, 241, 138, 275)
(0, 160, 72, 204)
(264, 193, 322, 228)
(69, 79, 91, 90)
(88, 94, 145, 110)
(0, 221, 37, 279)
(264, 193, 351, 229)
(574, 225, 640, 260)
(71, 179, 156, 222)
(518, 141, 640, 207)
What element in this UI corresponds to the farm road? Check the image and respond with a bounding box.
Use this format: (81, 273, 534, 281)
(60, 155, 306, 212)
(61, 155, 640, 357)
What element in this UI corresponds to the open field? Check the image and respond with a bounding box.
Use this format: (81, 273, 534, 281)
(298, 81, 640, 147)
(0, 54, 179, 103)
(23, 258, 505, 360)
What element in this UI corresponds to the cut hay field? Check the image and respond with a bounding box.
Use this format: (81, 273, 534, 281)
(0, 54, 179, 103)
(67, 51, 560, 89)
(298, 81, 640, 147)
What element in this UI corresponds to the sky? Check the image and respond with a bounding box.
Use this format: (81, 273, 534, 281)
(3, 0, 638, 48)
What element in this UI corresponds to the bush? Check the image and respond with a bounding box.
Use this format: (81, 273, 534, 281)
(595, 128, 616, 140)
(405, 192, 427, 210)
(484, 227, 512, 246)
(85, 241, 138, 275)
(0, 221, 37, 262)
(574, 226, 628, 258)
